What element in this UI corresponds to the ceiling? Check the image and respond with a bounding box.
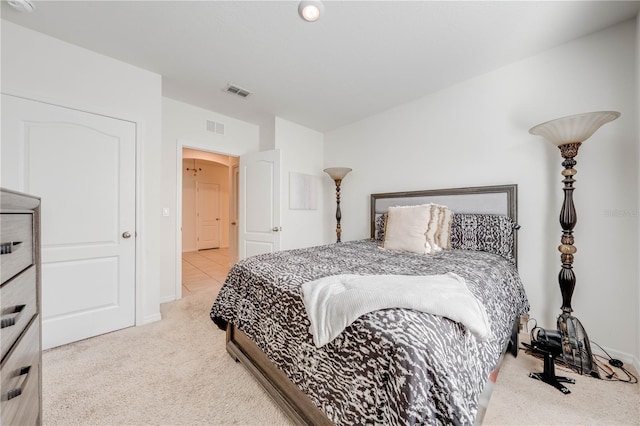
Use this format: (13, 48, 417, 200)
(2, 1, 638, 132)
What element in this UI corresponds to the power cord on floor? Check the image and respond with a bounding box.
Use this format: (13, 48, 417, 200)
(520, 317, 638, 384)
(590, 341, 638, 384)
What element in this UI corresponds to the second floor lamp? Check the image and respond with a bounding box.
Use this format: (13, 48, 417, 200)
(324, 167, 352, 243)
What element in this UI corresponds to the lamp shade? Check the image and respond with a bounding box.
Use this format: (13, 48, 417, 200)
(324, 167, 352, 180)
(529, 111, 620, 146)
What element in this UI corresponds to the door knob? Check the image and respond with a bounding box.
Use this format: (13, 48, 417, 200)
(122, 231, 132, 239)
(272, 227, 282, 232)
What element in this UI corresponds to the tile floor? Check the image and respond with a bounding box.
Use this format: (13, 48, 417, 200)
(182, 248, 232, 295)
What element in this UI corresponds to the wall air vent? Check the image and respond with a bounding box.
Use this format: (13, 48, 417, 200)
(206, 120, 225, 135)
(225, 84, 252, 99)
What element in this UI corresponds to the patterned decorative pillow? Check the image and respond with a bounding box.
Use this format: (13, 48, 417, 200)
(449, 214, 519, 263)
(375, 213, 387, 241)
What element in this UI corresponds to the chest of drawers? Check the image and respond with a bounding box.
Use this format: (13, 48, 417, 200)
(1, 188, 41, 426)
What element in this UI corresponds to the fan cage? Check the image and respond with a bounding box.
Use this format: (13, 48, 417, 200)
(557, 313, 600, 378)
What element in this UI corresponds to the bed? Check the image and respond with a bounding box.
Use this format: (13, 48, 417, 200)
(210, 184, 529, 425)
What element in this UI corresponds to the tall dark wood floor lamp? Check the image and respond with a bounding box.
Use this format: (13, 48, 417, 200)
(324, 167, 352, 243)
(529, 110, 620, 379)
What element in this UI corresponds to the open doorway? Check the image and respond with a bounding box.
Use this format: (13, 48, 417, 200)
(178, 147, 239, 297)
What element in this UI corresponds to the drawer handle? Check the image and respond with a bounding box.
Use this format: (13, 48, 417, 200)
(0, 241, 22, 255)
(4, 366, 31, 401)
(1, 305, 26, 329)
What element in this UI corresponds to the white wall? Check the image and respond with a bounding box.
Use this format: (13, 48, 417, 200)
(259, 117, 276, 151)
(162, 105, 323, 300)
(161, 97, 259, 302)
(274, 118, 325, 250)
(1, 21, 163, 325)
(324, 20, 639, 363)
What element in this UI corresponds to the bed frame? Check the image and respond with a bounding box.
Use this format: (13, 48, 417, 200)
(225, 184, 520, 425)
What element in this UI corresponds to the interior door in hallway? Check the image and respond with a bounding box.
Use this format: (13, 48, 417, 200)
(1, 94, 136, 350)
(196, 182, 220, 250)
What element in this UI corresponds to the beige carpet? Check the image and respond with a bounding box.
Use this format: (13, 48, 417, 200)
(484, 350, 639, 425)
(43, 286, 639, 425)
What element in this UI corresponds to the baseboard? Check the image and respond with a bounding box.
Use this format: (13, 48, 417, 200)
(592, 345, 640, 373)
(141, 312, 162, 325)
(159, 294, 176, 304)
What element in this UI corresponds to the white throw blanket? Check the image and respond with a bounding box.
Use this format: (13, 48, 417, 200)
(301, 273, 490, 347)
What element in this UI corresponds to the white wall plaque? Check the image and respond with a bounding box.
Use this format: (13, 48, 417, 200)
(289, 172, 317, 210)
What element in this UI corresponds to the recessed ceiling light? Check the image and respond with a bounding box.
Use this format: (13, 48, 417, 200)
(298, 1, 323, 22)
(7, 0, 35, 13)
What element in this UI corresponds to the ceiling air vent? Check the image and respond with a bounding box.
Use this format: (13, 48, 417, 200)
(206, 120, 225, 135)
(225, 84, 252, 99)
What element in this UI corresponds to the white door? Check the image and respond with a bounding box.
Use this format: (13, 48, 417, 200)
(196, 182, 220, 250)
(1, 94, 136, 349)
(239, 150, 281, 259)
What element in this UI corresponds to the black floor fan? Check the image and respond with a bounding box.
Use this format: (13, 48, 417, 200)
(524, 327, 575, 394)
(525, 313, 599, 394)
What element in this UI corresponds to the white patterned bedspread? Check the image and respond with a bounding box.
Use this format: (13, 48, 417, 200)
(210, 239, 529, 425)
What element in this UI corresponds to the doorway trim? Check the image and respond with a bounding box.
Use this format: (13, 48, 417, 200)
(175, 139, 238, 300)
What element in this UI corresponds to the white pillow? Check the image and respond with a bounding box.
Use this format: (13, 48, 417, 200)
(383, 205, 432, 254)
